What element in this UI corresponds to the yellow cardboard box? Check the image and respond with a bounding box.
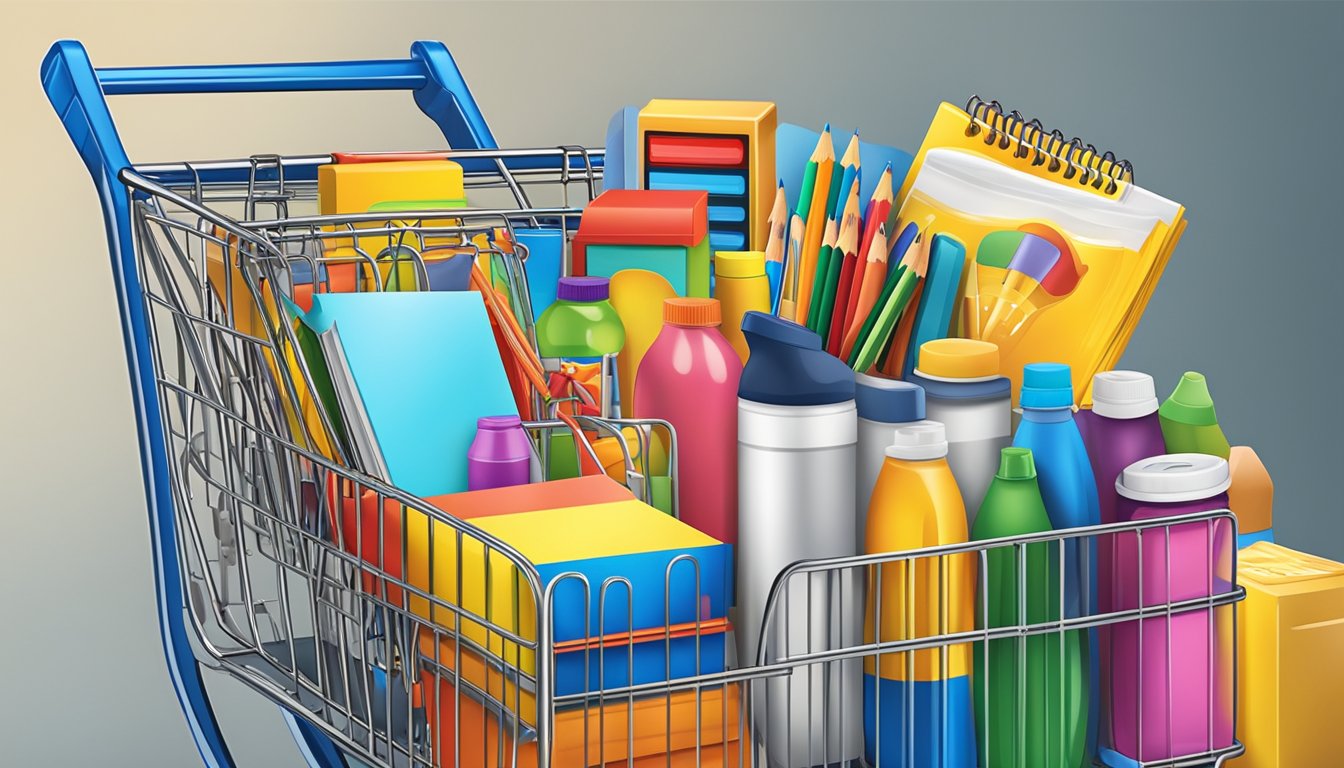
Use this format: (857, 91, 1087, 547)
(1233, 542, 1344, 766)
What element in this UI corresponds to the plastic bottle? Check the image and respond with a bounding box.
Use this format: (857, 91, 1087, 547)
(864, 421, 976, 768)
(1107, 454, 1235, 765)
(1072, 369, 1166, 756)
(536, 275, 626, 416)
(855, 374, 928, 552)
(713, 250, 772, 365)
(467, 415, 532, 491)
(536, 276, 626, 480)
(910, 338, 1012, 524)
(1158, 371, 1231, 459)
(635, 298, 741, 544)
(972, 447, 1086, 768)
(1012, 362, 1098, 766)
(736, 311, 861, 768)
(1074, 371, 1167, 525)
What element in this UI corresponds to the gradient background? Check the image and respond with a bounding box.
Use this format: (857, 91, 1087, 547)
(2, 0, 1341, 765)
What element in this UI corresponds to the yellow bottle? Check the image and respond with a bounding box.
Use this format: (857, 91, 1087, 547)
(713, 251, 772, 364)
(863, 421, 977, 768)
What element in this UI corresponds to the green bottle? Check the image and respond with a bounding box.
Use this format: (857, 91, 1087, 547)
(972, 447, 1088, 768)
(1158, 371, 1231, 459)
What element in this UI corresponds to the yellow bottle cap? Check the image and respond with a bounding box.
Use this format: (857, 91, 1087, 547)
(714, 251, 766, 278)
(915, 339, 1001, 381)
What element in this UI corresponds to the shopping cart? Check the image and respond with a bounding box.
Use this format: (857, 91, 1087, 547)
(44, 40, 1246, 768)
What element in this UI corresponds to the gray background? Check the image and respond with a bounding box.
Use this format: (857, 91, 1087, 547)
(2, 1, 1341, 765)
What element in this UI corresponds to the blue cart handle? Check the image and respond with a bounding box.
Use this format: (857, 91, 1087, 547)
(42, 39, 498, 185)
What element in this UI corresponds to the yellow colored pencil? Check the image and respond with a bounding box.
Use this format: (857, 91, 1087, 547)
(793, 126, 835, 323)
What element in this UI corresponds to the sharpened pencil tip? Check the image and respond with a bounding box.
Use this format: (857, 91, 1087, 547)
(823, 122, 831, 133)
(884, 161, 892, 171)
(853, 128, 860, 136)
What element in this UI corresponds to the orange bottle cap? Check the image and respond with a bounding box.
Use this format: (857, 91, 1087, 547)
(664, 297, 721, 327)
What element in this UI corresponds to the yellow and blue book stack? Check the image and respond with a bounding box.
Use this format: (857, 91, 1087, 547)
(410, 496, 732, 724)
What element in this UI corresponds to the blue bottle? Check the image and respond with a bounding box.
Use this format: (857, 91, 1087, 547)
(1012, 362, 1099, 767)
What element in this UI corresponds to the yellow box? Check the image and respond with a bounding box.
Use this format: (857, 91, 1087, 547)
(1233, 542, 1344, 767)
(637, 99, 776, 251)
(317, 159, 465, 215)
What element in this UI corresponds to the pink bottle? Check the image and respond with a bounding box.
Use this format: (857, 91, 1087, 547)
(634, 298, 742, 544)
(1107, 453, 1235, 765)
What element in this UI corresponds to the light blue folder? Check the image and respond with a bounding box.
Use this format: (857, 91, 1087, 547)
(513, 227, 565, 322)
(303, 291, 518, 497)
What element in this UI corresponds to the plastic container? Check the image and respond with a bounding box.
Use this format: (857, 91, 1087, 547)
(713, 250, 772, 364)
(1075, 371, 1167, 525)
(635, 298, 741, 545)
(1012, 362, 1099, 760)
(855, 374, 928, 551)
(972, 447, 1085, 768)
(910, 338, 1012, 523)
(466, 415, 532, 491)
(736, 311, 861, 768)
(536, 276, 626, 414)
(1229, 445, 1275, 548)
(1158, 371, 1231, 459)
(1108, 454, 1235, 765)
(864, 421, 976, 768)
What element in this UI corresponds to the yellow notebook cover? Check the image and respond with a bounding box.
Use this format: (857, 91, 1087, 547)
(895, 100, 1186, 405)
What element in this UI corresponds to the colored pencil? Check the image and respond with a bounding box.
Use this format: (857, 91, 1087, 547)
(843, 220, 915, 361)
(806, 214, 841, 330)
(764, 181, 788, 312)
(793, 126, 835, 323)
(839, 221, 891, 361)
(820, 183, 861, 349)
(850, 231, 930, 372)
(881, 279, 924, 375)
(842, 163, 894, 339)
(779, 212, 805, 319)
(827, 130, 862, 231)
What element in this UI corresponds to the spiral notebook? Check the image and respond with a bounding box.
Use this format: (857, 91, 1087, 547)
(895, 98, 1186, 405)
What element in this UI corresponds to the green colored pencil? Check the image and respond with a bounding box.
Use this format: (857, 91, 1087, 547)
(793, 123, 829, 221)
(851, 264, 919, 373)
(848, 263, 906, 367)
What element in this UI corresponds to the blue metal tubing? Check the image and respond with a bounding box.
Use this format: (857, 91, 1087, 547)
(39, 38, 511, 768)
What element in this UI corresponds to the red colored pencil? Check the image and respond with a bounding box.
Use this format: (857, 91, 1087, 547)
(841, 164, 894, 345)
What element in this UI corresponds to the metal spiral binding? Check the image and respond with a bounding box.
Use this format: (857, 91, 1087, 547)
(963, 95, 1134, 194)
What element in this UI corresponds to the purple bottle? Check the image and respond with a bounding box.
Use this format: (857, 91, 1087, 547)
(1075, 371, 1168, 524)
(1106, 454, 1234, 765)
(467, 415, 532, 491)
(1075, 370, 1167, 755)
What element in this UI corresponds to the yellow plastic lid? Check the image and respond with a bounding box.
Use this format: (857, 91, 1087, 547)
(1239, 541, 1344, 584)
(916, 339, 1001, 381)
(714, 251, 766, 278)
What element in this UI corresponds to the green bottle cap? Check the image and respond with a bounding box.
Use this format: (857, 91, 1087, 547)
(1159, 371, 1219, 427)
(996, 447, 1037, 480)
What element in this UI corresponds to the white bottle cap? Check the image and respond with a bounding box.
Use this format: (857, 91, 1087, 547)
(1115, 453, 1231, 503)
(886, 421, 949, 461)
(1092, 370, 1160, 420)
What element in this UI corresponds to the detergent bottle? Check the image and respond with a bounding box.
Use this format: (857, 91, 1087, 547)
(864, 421, 976, 768)
(635, 298, 741, 545)
(736, 311, 861, 768)
(973, 446, 1086, 768)
(1012, 362, 1099, 765)
(910, 338, 1012, 524)
(536, 276, 625, 479)
(1158, 371, 1231, 459)
(855, 374, 928, 551)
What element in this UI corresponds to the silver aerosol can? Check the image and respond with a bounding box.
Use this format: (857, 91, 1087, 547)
(736, 311, 862, 768)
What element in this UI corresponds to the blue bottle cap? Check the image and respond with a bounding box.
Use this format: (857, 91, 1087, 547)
(739, 312, 855, 406)
(1020, 362, 1074, 409)
(855, 374, 925, 424)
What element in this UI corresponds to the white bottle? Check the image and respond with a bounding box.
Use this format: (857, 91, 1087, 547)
(855, 374, 930, 551)
(910, 338, 1012, 527)
(737, 312, 863, 768)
